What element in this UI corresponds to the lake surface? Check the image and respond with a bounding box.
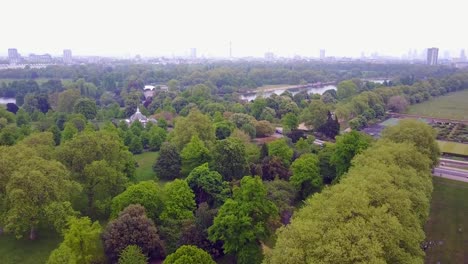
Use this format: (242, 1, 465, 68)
(0, 97, 15, 104)
(239, 85, 337, 101)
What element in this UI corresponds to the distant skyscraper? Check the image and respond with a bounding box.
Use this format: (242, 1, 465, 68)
(8, 48, 20, 64)
(264, 52, 274, 60)
(460, 49, 466, 61)
(320, 49, 325, 60)
(190, 48, 197, 59)
(63, 49, 72, 64)
(427, 47, 439, 65)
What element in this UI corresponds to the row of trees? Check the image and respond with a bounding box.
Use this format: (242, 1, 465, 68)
(266, 120, 439, 263)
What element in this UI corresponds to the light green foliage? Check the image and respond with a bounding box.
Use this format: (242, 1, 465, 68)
(266, 141, 434, 264)
(290, 153, 322, 199)
(61, 122, 78, 142)
(330, 131, 373, 178)
(55, 216, 103, 264)
(4, 156, 79, 239)
(209, 176, 277, 259)
(300, 99, 329, 130)
(111, 181, 164, 221)
(267, 139, 293, 166)
(147, 125, 167, 151)
(170, 109, 215, 150)
(16, 108, 30, 126)
(47, 244, 77, 264)
(73, 98, 97, 120)
(57, 130, 135, 179)
(161, 179, 196, 222)
(254, 120, 275, 137)
(18, 132, 55, 160)
(281, 112, 299, 132)
(337, 80, 358, 100)
(44, 201, 79, 234)
(57, 89, 81, 113)
(82, 160, 128, 217)
(118, 245, 148, 264)
(294, 137, 311, 155)
(382, 119, 440, 166)
(186, 163, 229, 207)
(181, 135, 211, 176)
(212, 137, 247, 181)
(164, 245, 215, 264)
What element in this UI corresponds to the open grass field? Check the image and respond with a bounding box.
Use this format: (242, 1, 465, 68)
(134, 151, 159, 182)
(424, 177, 468, 263)
(0, 232, 61, 264)
(407, 89, 468, 120)
(437, 140, 468, 156)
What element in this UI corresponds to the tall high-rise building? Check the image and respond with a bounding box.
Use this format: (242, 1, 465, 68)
(460, 49, 466, 62)
(320, 49, 325, 60)
(63, 49, 72, 64)
(8, 48, 20, 64)
(427, 47, 439, 65)
(190, 48, 197, 59)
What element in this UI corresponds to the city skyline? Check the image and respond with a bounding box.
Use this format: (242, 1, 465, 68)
(1, 0, 467, 58)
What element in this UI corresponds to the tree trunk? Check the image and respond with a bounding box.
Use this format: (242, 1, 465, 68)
(29, 226, 36, 240)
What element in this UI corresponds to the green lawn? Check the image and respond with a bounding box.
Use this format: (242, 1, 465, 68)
(407, 89, 468, 120)
(424, 177, 468, 263)
(437, 140, 468, 156)
(0, 232, 62, 264)
(134, 151, 159, 182)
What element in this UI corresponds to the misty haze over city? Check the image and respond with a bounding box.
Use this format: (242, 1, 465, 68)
(2, 0, 467, 58)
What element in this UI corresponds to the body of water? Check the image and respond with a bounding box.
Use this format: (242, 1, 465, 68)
(0, 97, 16, 105)
(240, 85, 337, 101)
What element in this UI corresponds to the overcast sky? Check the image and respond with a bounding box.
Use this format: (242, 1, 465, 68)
(1, 0, 466, 58)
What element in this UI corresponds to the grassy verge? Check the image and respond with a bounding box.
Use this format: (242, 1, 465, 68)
(0, 232, 62, 264)
(133, 151, 159, 182)
(407, 89, 468, 120)
(437, 140, 468, 156)
(424, 177, 468, 263)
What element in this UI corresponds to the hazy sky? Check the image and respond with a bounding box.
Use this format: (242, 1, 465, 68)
(1, 0, 467, 58)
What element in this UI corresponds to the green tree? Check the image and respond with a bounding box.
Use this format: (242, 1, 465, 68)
(281, 113, 299, 132)
(61, 122, 78, 142)
(73, 98, 97, 120)
(164, 245, 215, 264)
(48, 216, 103, 264)
(129, 135, 143, 154)
(16, 108, 30, 126)
(111, 181, 164, 221)
(4, 157, 79, 239)
(186, 163, 229, 207)
(255, 120, 275, 137)
(290, 153, 322, 199)
(382, 119, 440, 166)
(118, 245, 148, 264)
(212, 137, 247, 181)
(209, 176, 277, 263)
(153, 142, 182, 180)
(82, 160, 128, 217)
(300, 99, 329, 130)
(268, 139, 293, 166)
(318, 144, 337, 184)
(147, 126, 167, 151)
(57, 89, 81, 113)
(47, 244, 77, 264)
(337, 80, 358, 100)
(181, 135, 211, 176)
(331, 131, 372, 178)
(170, 109, 215, 150)
(160, 179, 196, 222)
(102, 205, 165, 262)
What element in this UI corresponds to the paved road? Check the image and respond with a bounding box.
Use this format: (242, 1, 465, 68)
(433, 167, 468, 183)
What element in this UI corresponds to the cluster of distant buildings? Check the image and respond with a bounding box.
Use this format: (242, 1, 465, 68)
(7, 48, 73, 65)
(3, 46, 468, 69)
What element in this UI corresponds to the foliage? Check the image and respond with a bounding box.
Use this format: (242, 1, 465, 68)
(254, 120, 275, 137)
(186, 163, 229, 207)
(181, 135, 211, 176)
(73, 98, 97, 120)
(337, 80, 358, 100)
(317, 144, 337, 184)
(281, 112, 299, 132)
(290, 153, 322, 199)
(153, 142, 182, 180)
(260, 156, 291, 181)
(209, 176, 277, 260)
(330, 131, 372, 178)
(111, 181, 164, 221)
(164, 245, 215, 264)
(160, 179, 196, 222)
(170, 109, 215, 150)
(212, 137, 247, 181)
(118, 245, 148, 264)
(387, 95, 409, 113)
(102, 205, 165, 262)
(267, 139, 293, 166)
(301, 99, 329, 130)
(382, 119, 440, 166)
